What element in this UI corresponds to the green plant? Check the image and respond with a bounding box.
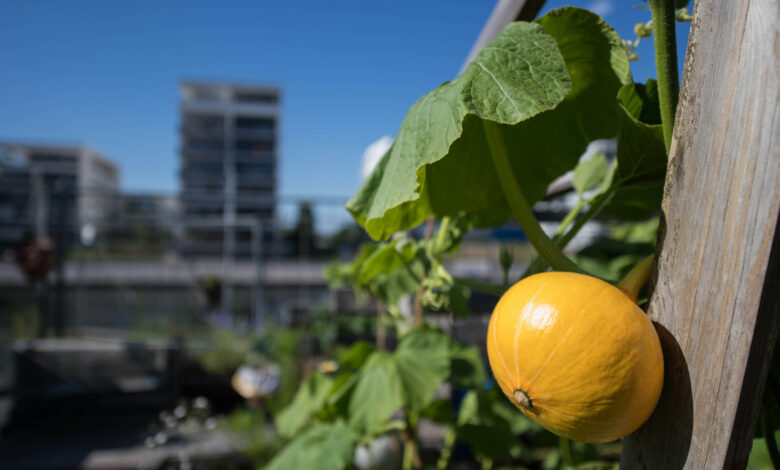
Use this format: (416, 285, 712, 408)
(263, 3, 736, 469)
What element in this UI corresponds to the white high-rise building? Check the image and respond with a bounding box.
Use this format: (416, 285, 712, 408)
(178, 80, 280, 258)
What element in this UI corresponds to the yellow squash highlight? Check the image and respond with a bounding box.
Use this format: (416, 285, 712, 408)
(486, 271, 663, 443)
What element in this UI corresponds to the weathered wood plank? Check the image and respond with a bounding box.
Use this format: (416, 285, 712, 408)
(621, 0, 780, 468)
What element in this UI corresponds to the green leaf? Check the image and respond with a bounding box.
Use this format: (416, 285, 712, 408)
(347, 7, 631, 239)
(327, 372, 359, 418)
(447, 285, 471, 316)
(371, 265, 420, 304)
(348, 352, 404, 434)
(602, 80, 667, 220)
(459, 422, 519, 461)
(393, 329, 451, 411)
(356, 239, 416, 285)
(322, 243, 378, 288)
(339, 341, 375, 370)
(616, 81, 666, 181)
(264, 421, 357, 470)
(457, 390, 479, 426)
(426, 213, 472, 256)
(421, 398, 455, 424)
(573, 151, 608, 196)
(275, 372, 333, 439)
(567, 463, 619, 470)
(449, 344, 487, 389)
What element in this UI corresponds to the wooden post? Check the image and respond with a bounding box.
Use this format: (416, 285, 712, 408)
(621, 0, 780, 468)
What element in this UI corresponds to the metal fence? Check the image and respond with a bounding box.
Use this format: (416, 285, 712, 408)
(0, 186, 361, 338)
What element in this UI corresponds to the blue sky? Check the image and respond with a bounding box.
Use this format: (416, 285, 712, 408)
(0, 1, 690, 200)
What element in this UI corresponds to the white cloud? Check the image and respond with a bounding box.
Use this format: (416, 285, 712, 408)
(360, 135, 394, 181)
(587, 0, 614, 17)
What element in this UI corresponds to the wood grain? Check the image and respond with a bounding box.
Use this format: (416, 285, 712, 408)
(621, 0, 780, 468)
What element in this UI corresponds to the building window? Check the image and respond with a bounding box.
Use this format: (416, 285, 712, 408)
(236, 163, 273, 176)
(186, 139, 224, 152)
(233, 92, 277, 104)
(234, 140, 274, 154)
(235, 117, 275, 131)
(185, 162, 223, 174)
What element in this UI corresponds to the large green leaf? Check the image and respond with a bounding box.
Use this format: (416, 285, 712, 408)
(275, 372, 333, 439)
(393, 329, 451, 411)
(264, 420, 357, 470)
(347, 7, 631, 239)
(348, 352, 404, 434)
(602, 80, 667, 220)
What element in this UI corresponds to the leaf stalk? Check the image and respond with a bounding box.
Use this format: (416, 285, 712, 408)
(483, 120, 583, 274)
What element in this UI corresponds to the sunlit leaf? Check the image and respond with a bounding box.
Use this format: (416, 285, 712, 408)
(347, 7, 631, 239)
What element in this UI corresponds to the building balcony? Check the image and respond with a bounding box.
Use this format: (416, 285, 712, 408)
(236, 173, 275, 187)
(233, 128, 275, 139)
(235, 193, 275, 206)
(233, 151, 275, 162)
(181, 148, 225, 162)
(180, 123, 225, 138)
(180, 171, 225, 183)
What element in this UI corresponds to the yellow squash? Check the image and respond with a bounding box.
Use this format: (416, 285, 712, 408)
(486, 271, 663, 443)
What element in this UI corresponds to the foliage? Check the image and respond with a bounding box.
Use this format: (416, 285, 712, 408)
(268, 3, 698, 469)
(347, 8, 631, 240)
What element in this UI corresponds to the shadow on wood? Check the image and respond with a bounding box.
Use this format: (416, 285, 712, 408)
(622, 322, 693, 469)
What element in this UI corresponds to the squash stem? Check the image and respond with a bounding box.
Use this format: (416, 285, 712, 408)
(616, 254, 655, 302)
(483, 120, 584, 274)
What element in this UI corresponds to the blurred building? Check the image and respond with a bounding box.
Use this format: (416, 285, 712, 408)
(0, 142, 119, 250)
(178, 80, 280, 258)
(117, 194, 180, 230)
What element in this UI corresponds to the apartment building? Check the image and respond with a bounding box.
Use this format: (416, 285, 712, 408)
(178, 80, 279, 258)
(0, 142, 119, 250)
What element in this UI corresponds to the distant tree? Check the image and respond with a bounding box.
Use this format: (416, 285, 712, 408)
(282, 201, 316, 259)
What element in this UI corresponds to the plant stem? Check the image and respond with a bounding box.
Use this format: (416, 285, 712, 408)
(616, 254, 655, 302)
(483, 120, 583, 274)
(436, 428, 456, 470)
(765, 407, 780, 469)
(649, 0, 679, 151)
(559, 191, 612, 248)
(522, 189, 614, 277)
(402, 413, 422, 470)
(376, 302, 386, 350)
(555, 199, 584, 237)
(434, 216, 451, 252)
(559, 437, 577, 466)
(453, 276, 507, 296)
